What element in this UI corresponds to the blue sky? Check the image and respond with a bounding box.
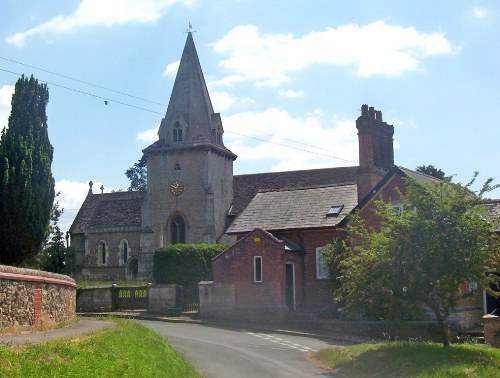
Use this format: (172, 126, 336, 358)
(1, 0, 499, 232)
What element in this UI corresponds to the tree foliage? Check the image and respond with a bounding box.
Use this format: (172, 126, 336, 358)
(153, 244, 227, 288)
(416, 164, 451, 181)
(125, 154, 147, 191)
(23, 195, 66, 273)
(0, 75, 55, 265)
(325, 174, 500, 347)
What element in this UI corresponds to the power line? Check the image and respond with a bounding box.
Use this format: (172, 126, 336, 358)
(225, 129, 357, 163)
(0, 67, 357, 164)
(0, 68, 165, 116)
(0, 56, 167, 107)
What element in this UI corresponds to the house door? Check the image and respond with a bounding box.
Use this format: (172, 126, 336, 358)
(285, 263, 295, 311)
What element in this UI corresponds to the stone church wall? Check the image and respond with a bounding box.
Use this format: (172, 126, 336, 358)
(83, 231, 142, 281)
(0, 265, 76, 329)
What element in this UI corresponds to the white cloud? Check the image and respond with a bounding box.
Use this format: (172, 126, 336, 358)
(0, 85, 14, 130)
(211, 91, 237, 112)
(210, 91, 256, 112)
(136, 125, 159, 143)
(55, 179, 113, 233)
(278, 89, 304, 98)
(212, 22, 456, 86)
(472, 7, 488, 18)
(163, 60, 180, 77)
(6, 0, 195, 47)
(223, 108, 358, 171)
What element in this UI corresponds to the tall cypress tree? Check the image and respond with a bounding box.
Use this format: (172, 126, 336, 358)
(0, 75, 55, 265)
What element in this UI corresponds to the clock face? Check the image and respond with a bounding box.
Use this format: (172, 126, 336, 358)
(170, 180, 184, 196)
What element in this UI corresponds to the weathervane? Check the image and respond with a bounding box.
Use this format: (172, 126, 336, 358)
(186, 22, 196, 34)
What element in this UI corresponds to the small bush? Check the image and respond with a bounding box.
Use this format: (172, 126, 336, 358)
(153, 244, 227, 287)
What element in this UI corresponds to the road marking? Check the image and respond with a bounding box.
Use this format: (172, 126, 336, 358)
(246, 332, 318, 352)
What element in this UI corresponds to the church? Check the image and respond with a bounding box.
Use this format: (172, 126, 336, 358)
(69, 31, 435, 281)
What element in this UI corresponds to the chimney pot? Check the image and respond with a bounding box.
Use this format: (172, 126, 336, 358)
(369, 107, 375, 118)
(375, 110, 383, 121)
(361, 104, 369, 116)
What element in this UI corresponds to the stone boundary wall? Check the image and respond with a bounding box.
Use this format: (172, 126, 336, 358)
(199, 281, 289, 322)
(148, 285, 178, 313)
(286, 319, 443, 342)
(0, 265, 76, 329)
(76, 287, 113, 312)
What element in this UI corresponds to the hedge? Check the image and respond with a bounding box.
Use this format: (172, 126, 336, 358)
(152, 244, 227, 287)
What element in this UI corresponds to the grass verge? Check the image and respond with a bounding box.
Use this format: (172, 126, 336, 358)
(0, 319, 199, 377)
(310, 341, 500, 377)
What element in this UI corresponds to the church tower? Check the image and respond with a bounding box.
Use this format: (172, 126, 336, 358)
(139, 32, 237, 274)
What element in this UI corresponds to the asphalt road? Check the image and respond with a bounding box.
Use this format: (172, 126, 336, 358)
(137, 320, 341, 378)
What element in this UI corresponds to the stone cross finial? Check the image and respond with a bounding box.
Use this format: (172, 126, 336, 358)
(100, 185, 104, 194)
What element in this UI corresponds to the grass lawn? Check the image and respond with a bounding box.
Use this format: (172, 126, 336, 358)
(310, 341, 500, 377)
(0, 319, 199, 378)
(76, 280, 149, 289)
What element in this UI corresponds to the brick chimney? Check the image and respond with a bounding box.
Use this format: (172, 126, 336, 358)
(356, 104, 394, 202)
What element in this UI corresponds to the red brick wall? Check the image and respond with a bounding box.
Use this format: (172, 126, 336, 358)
(213, 229, 302, 309)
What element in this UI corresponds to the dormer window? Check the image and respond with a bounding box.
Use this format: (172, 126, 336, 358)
(173, 121, 183, 142)
(326, 204, 344, 217)
(212, 126, 222, 144)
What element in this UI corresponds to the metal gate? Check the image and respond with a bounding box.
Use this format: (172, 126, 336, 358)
(112, 286, 148, 310)
(177, 286, 199, 314)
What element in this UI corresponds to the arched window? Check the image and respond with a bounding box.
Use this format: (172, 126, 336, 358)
(120, 239, 130, 265)
(98, 241, 107, 266)
(170, 214, 186, 244)
(173, 121, 183, 142)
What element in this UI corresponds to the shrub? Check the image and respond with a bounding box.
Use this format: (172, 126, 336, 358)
(152, 244, 227, 287)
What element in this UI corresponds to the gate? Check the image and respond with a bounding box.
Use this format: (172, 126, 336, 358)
(177, 286, 199, 314)
(112, 286, 148, 310)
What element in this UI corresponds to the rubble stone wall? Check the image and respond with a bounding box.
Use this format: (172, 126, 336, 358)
(0, 265, 76, 329)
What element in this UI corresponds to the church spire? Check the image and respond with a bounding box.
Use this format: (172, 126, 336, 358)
(158, 31, 226, 149)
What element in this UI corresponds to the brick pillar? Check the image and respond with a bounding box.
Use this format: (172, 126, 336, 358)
(65, 287, 71, 320)
(483, 314, 500, 346)
(33, 283, 42, 326)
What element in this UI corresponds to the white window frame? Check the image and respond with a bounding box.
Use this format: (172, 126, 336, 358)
(316, 246, 329, 279)
(254, 256, 263, 283)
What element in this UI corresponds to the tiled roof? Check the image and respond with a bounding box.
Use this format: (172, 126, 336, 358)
(70, 191, 146, 234)
(397, 166, 442, 184)
(227, 183, 358, 234)
(231, 166, 358, 216)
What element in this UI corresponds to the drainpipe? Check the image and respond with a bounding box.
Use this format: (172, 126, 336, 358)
(297, 233, 306, 309)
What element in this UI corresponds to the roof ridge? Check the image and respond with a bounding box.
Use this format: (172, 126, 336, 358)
(257, 182, 357, 194)
(234, 165, 358, 178)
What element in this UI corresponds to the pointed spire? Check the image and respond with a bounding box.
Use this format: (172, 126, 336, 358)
(158, 32, 216, 145)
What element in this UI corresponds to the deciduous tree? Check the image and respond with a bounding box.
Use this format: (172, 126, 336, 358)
(0, 75, 55, 265)
(125, 154, 147, 191)
(416, 164, 451, 181)
(325, 174, 500, 347)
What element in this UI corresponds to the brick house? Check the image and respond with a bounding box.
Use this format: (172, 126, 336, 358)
(69, 31, 497, 325)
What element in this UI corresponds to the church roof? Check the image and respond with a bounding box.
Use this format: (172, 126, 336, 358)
(69, 191, 145, 234)
(231, 166, 358, 216)
(227, 183, 358, 234)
